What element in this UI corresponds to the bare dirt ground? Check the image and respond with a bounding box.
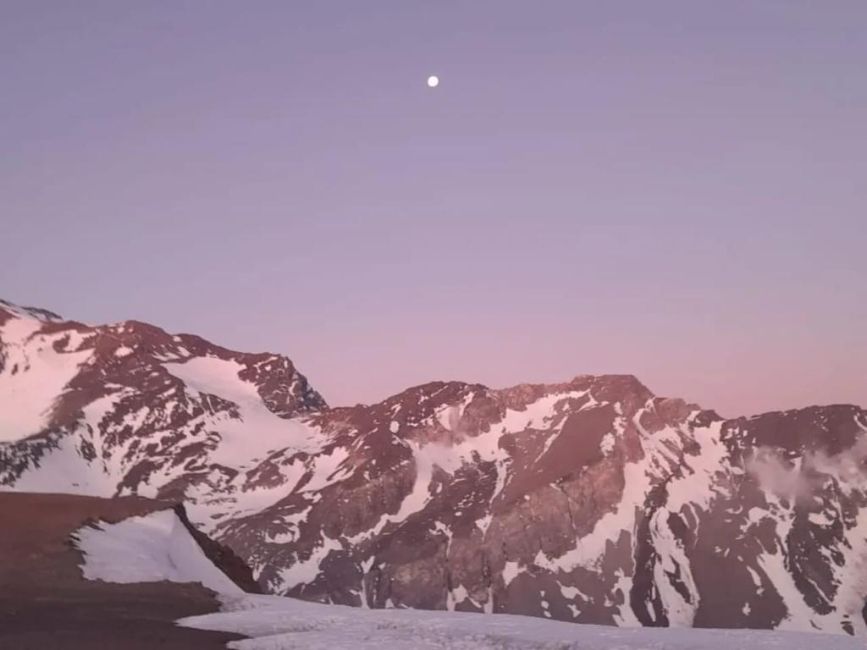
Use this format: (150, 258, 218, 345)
(0, 491, 245, 650)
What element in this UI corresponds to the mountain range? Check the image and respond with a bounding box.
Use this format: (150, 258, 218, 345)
(1, 298, 865, 636)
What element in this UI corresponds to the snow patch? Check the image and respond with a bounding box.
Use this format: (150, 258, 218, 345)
(163, 356, 325, 469)
(0, 315, 92, 441)
(277, 534, 343, 590)
(73, 509, 242, 595)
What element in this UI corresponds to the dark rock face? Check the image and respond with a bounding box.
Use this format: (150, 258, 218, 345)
(173, 502, 262, 594)
(1, 299, 866, 635)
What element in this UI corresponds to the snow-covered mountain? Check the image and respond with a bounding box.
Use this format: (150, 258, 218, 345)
(1, 298, 865, 636)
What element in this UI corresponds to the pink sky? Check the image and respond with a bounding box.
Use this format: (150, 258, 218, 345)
(3, 2, 865, 417)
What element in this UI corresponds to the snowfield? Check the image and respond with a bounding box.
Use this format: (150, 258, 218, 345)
(73, 508, 862, 650)
(73, 509, 243, 595)
(180, 594, 864, 650)
(0, 315, 92, 441)
(163, 356, 327, 470)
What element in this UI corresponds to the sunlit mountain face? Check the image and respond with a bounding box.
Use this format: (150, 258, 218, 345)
(2, 298, 866, 635)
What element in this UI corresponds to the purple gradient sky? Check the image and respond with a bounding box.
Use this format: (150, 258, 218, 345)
(3, 2, 866, 417)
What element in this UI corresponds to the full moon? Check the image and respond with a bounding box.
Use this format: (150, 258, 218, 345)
(427, 75, 439, 88)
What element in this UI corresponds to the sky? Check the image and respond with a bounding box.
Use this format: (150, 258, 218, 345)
(2, 1, 865, 417)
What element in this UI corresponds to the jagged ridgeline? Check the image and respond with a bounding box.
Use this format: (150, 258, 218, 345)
(1, 299, 865, 635)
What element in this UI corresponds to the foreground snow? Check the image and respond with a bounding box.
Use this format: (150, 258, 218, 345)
(180, 593, 863, 650)
(73, 509, 243, 595)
